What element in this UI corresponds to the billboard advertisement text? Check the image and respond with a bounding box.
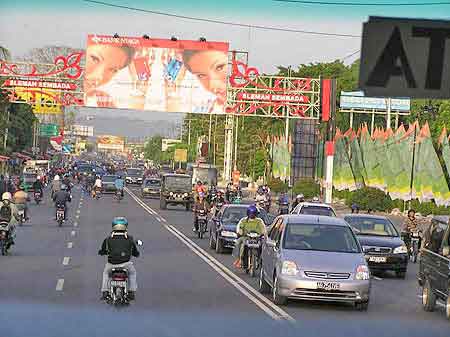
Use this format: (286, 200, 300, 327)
(97, 135, 125, 151)
(10, 88, 62, 114)
(340, 91, 410, 111)
(84, 35, 229, 114)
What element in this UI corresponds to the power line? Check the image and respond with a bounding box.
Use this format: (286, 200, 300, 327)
(274, 0, 450, 6)
(340, 50, 360, 61)
(82, 0, 360, 38)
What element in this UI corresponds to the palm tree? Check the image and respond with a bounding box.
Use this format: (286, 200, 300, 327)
(0, 46, 11, 61)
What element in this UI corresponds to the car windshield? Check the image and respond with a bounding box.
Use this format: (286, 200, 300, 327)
(145, 179, 161, 187)
(283, 223, 360, 253)
(165, 176, 191, 190)
(300, 205, 335, 217)
(344, 217, 398, 237)
(127, 169, 142, 176)
(102, 176, 117, 183)
(221, 207, 267, 225)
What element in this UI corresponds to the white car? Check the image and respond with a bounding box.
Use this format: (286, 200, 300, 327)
(291, 202, 336, 217)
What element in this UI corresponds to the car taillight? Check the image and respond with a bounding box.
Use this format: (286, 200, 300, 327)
(112, 275, 127, 281)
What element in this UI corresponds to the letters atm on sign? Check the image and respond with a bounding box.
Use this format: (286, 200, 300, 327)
(359, 17, 450, 99)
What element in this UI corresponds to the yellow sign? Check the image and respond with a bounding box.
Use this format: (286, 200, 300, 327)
(174, 148, 188, 163)
(13, 88, 62, 114)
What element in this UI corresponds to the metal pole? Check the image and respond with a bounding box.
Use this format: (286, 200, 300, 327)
(223, 115, 234, 183)
(386, 97, 392, 129)
(234, 116, 239, 171)
(3, 106, 10, 150)
(371, 113, 375, 135)
(208, 113, 212, 159)
(188, 119, 191, 146)
(349, 111, 354, 129)
(395, 112, 399, 130)
(409, 122, 418, 206)
(213, 114, 218, 166)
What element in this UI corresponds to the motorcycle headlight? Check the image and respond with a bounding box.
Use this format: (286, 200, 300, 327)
(393, 245, 408, 254)
(355, 265, 370, 280)
(221, 230, 237, 238)
(281, 260, 299, 276)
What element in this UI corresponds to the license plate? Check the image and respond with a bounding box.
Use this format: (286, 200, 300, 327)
(110, 280, 127, 287)
(368, 256, 387, 263)
(317, 281, 340, 290)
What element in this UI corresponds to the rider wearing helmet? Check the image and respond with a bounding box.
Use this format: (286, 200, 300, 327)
(193, 192, 210, 232)
(33, 176, 43, 195)
(291, 194, 305, 211)
(233, 205, 267, 268)
(51, 175, 61, 198)
(98, 217, 140, 301)
(13, 185, 29, 221)
(52, 184, 71, 220)
(114, 175, 125, 197)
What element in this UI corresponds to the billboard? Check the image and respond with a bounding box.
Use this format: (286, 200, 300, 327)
(97, 135, 125, 151)
(9, 87, 62, 114)
(174, 149, 188, 163)
(68, 125, 94, 137)
(84, 34, 229, 114)
(340, 91, 410, 111)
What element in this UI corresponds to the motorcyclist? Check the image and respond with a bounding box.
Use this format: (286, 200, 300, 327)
(402, 209, 420, 254)
(51, 175, 61, 198)
(63, 174, 72, 193)
(0, 192, 19, 247)
(255, 189, 267, 207)
(98, 217, 140, 301)
(195, 180, 206, 195)
(114, 175, 125, 197)
(291, 194, 305, 211)
(212, 190, 226, 216)
(13, 186, 29, 221)
(277, 192, 289, 214)
(52, 184, 71, 220)
(33, 176, 43, 195)
(193, 192, 210, 232)
(233, 205, 266, 268)
(93, 175, 102, 197)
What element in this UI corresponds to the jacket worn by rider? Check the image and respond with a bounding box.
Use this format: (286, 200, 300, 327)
(13, 190, 27, 204)
(33, 180, 43, 192)
(98, 232, 140, 264)
(237, 217, 266, 237)
(404, 217, 419, 233)
(53, 190, 71, 205)
(194, 200, 209, 213)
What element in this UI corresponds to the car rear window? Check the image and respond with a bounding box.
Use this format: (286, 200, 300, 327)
(283, 223, 360, 253)
(300, 206, 336, 217)
(344, 217, 398, 237)
(102, 176, 117, 183)
(145, 179, 161, 187)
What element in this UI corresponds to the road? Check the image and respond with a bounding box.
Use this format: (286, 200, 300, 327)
(0, 184, 448, 337)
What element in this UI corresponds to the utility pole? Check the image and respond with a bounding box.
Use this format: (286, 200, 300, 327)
(188, 119, 191, 146)
(234, 116, 239, 171)
(3, 106, 10, 150)
(386, 97, 392, 129)
(208, 113, 212, 160)
(223, 115, 234, 183)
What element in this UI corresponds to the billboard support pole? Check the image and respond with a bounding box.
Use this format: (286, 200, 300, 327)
(386, 97, 392, 129)
(223, 115, 234, 183)
(349, 112, 354, 129)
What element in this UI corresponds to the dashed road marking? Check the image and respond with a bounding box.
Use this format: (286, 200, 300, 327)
(56, 279, 64, 291)
(67, 242, 73, 249)
(62, 257, 70, 265)
(73, 222, 78, 227)
(76, 209, 81, 214)
(75, 215, 80, 219)
(71, 230, 76, 236)
(373, 276, 383, 281)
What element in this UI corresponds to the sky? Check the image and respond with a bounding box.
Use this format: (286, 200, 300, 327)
(1, 0, 449, 73)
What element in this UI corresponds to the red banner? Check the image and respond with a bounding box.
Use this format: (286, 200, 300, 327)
(321, 79, 331, 122)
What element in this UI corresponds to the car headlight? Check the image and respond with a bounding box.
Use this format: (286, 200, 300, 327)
(169, 192, 173, 196)
(281, 260, 299, 276)
(221, 230, 237, 238)
(355, 265, 370, 280)
(183, 193, 188, 197)
(393, 245, 408, 254)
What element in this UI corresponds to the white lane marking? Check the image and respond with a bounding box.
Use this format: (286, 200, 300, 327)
(373, 276, 383, 281)
(76, 209, 81, 214)
(126, 187, 294, 322)
(165, 225, 284, 321)
(62, 257, 70, 265)
(67, 242, 73, 248)
(73, 222, 78, 227)
(71, 230, 76, 236)
(75, 215, 80, 219)
(160, 218, 167, 223)
(56, 279, 64, 291)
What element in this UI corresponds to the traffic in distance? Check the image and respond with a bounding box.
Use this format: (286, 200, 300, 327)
(1, 155, 448, 336)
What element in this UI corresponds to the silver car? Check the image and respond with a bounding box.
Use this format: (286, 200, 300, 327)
(259, 215, 371, 310)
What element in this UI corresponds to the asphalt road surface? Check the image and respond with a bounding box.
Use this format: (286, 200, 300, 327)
(0, 185, 448, 337)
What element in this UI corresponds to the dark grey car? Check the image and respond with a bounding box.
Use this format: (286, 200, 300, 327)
(259, 215, 371, 310)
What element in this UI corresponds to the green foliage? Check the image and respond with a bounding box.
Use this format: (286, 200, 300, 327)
(346, 187, 394, 212)
(292, 179, 320, 199)
(267, 178, 288, 193)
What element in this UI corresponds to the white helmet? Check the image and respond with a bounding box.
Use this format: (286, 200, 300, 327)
(54, 175, 60, 181)
(2, 192, 12, 201)
(37, 176, 41, 180)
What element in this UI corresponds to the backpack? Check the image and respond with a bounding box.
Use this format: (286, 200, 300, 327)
(0, 202, 12, 222)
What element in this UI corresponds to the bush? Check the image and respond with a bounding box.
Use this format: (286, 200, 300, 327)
(292, 179, 320, 199)
(267, 178, 288, 193)
(346, 187, 394, 212)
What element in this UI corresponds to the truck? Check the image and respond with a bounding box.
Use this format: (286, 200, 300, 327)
(189, 162, 218, 189)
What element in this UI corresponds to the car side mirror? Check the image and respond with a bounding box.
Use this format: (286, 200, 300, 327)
(443, 246, 450, 257)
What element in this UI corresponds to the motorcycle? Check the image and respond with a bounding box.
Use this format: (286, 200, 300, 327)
(243, 232, 262, 277)
(214, 201, 224, 216)
(0, 221, 12, 256)
(92, 187, 101, 200)
(56, 204, 65, 226)
(114, 190, 123, 203)
(410, 231, 422, 263)
(34, 191, 42, 205)
(16, 208, 25, 226)
(196, 209, 208, 239)
(106, 240, 143, 306)
(278, 201, 289, 215)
